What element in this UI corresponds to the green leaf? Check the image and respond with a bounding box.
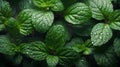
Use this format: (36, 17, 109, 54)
(31, 10, 54, 32)
(18, 9, 33, 35)
(94, 46, 118, 67)
(33, 0, 64, 11)
(87, 0, 113, 20)
(46, 55, 59, 67)
(65, 3, 91, 24)
(0, 24, 5, 31)
(21, 41, 48, 61)
(109, 10, 120, 30)
(91, 23, 112, 46)
(13, 55, 23, 65)
(45, 25, 67, 49)
(0, 35, 16, 55)
(113, 38, 120, 57)
(0, 0, 12, 18)
(75, 57, 91, 67)
(58, 49, 79, 66)
(5, 17, 21, 38)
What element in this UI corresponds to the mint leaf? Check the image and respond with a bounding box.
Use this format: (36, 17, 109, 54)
(0, 35, 16, 55)
(0, 0, 12, 18)
(46, 55, 59, 67)
(109, 10, 120, 30)
(87, 0, 113, 20)
(31, 10, 54, 32)
(65, 3, 91, 24)
(33, 0, 64, 11)
(113, 38, 120, 57)
(18, 9, 33, 35)
(21, 41, 48, 61)
(91, 23, 112, 46)
(94, 46, 118, 67)
(45, 25, 67, 49)
(0, 24, 5, 31)
(58, 49, 79, 66)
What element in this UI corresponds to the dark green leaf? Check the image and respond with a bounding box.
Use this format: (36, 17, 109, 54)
(46, 55, 59, 67)
(91, 23, 112, 46)
(109, 10, 120, 30)
(21, 41, 48, 61)
(65, 3, 91, 24)
(45, 25, 67, 49)
(87, 0, 113, 20)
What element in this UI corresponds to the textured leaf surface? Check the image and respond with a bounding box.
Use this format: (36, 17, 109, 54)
(109, 10, 120, 30)
(33, 0, 64, 11)
(46, 55, 59, 67)
(21, 41, 48, 61)
(45, 25, 67, 49)
(94, 46, 118, 67)
(0, 0, 12, 18)
(0, 35, 16, 55)
(18, 9, 33, 35)
(65, 3, 91, 24)
(31, 10, 54, 32)
(113, 38, 120, 57)
(91, 23, 112, 46)
(87, 0, 113, 20)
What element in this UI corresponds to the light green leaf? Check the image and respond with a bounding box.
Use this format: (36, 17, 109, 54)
(31, 10, 54, 32)
(94, 46, 118, 67)
(46, 55, 59, 67)
(113, 38, 120, 57)
(75, 57, 91, 67)
(0, 24, 5, 31)
(0, 35, 16, 55)
(33, 0, 64, 11)
(18, 9, 33, 35)
(0, 0, 12, 18)
(91, 23, 112, 46)
(45, 25, 67, 49)
(65, 3, 91, 24)
(21, 41, 48, 61)
(109, 10, 120, 30)
(87, 0, 113, 20)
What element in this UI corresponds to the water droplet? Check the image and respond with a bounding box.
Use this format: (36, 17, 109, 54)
(81, 60, 84, 62)
(92, 42, 94, 44)
(99, 36, 102, 39)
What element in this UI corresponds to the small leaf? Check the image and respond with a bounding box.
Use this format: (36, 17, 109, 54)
(45, 25, 67, 49)
(65, 3, 91, 24)
(109, 10, 120, 30)
(0, 0, 12, 18)
(87, 0, 113, 20)
(0, 24, 5, 31)
(91, 23, 112, 46)
(46, 55, 59, 67)
(113, 38, 120, 57)
(0, 35, 16, 55)
(17, 9, 33, 35)
(21, 41, 48, 61)
(33, 0, 64, 11)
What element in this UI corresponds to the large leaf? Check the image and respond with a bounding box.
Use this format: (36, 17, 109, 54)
(65, 3, 91, 24)
(46, 55, 59, 67)
(91, 23, 112, 46)
(0, 35, 16, 55)
(94, 46, 118, 67)
(0, 0, 12, 18)
(87, 0, 113, 20)
(109, 10, 120, 30)
(21, 41, 48, 61)
(45, 25, 67, 50)
(31, 10, 54, 32)
(33, 0, 64, 11)
(113, 38, 120, 57)
(18, 9, 33, 35)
